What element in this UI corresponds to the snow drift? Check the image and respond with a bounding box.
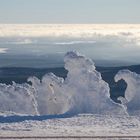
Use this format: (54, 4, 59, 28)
(0, 51, 138, 116)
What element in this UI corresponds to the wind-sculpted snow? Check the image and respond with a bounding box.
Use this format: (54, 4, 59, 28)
(63, 52, 126, 115)
(0, 82, 38, 115)
(27, 74, 70, 115)
(0, 51, 127, 116)
(115, 70, 140, 115)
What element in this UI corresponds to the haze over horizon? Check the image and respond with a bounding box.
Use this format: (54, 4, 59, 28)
(0, 24, 140, 67)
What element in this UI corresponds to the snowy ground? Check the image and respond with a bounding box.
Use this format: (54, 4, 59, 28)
(0, 114, 140, 139)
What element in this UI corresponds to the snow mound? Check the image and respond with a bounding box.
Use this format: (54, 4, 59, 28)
(63, 51, 126, 115)
(115, 70, 140, 115)
(27, 73, 70, 115)
(0, 51, 126, 116)
(0, 82, 38, 115)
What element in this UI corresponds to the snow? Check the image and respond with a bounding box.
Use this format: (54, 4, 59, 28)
(0, 51, 126, 116)
(0, 82, 38, 115)
(115, 70, 140, 115)
(0, 114, 140, 137)
(0, 51, 140, 138)
(63, 51, 126, 115)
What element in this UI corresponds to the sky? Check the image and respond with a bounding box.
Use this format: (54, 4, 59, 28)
(0, 0, 139, 24)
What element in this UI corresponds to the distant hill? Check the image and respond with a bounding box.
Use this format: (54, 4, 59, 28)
(0, 67, 67, 84)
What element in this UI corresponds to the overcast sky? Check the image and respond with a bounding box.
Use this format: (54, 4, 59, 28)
(0, 0, 139, 23)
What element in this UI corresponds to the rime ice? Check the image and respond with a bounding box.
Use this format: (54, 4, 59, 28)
(0, 51, 131, 116)
(115, 70, 140, 115)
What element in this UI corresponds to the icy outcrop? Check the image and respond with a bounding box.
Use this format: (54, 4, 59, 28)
(0, 51, 126, 116)
(115, 70, 140, 115)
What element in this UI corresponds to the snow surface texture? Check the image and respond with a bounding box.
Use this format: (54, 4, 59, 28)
(0, 51, 139, 116)
(0, 114, 140, 137)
